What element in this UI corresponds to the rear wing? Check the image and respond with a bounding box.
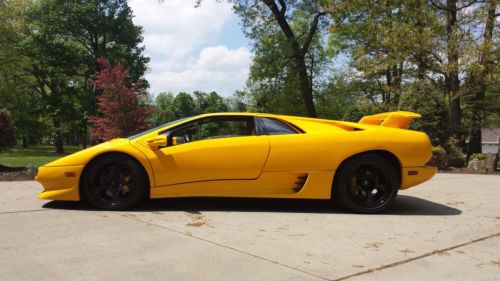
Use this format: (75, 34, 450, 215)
(358, 111, 421, 129)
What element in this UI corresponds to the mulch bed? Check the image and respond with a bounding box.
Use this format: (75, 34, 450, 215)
(0, 164, 34, 181)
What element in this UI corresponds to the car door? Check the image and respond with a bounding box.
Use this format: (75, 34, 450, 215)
(150, 116, 270, 187)
(258, 117, 330, 171)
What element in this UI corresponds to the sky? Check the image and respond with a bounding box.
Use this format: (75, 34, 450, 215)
(128, 0, 252, 97)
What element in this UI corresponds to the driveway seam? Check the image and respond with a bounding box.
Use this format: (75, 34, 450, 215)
(120, 213, 330, 281)
(333, 232, 500, 281)
(0, 209, 51, 215)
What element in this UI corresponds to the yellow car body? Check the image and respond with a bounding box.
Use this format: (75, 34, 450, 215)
(36, 111, 436, 208)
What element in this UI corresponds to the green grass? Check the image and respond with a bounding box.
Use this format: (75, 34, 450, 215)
(0, 145, 81, 168)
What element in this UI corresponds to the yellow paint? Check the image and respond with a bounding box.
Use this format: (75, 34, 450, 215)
(401, 166, 438, 189)
(36, 165, 83, 201)
(150, 171, 333, 199)
(36, 111, 436, 202)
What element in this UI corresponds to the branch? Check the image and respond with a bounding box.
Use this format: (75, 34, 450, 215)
(302, 11, 327, 54)
(456, 0, 480, 11)
(278, 0, 286, 15)
(429, 0, 446, 10)
(429, 0, 480, 11)
(262, 0, 296, 40)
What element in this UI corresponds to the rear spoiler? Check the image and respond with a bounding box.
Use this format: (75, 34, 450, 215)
(358, 111, 421, 129)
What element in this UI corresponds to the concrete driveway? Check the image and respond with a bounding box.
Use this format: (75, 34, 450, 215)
(0, 174, 499, 281)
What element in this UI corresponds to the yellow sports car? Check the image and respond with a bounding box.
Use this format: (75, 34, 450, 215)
(36, 111, 436, 213)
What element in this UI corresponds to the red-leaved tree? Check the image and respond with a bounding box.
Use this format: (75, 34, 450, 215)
(90, 58, 153, 141)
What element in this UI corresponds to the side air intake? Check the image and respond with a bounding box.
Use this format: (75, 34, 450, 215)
(293, 174, 308, 192)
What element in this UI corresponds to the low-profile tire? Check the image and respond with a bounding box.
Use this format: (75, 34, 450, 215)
(82, 154, 147, 211)
(333, 154, 400, 214)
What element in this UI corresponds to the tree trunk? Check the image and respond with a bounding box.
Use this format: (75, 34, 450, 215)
(446, 0, 461, 138)
(82, 125, 88, 149)
(53, 118, 64, 154)
(262, 0, 319, 117)
(467, 0, 496, 155)
(22, 136, 28, 149)
(295, 55, 316, 117)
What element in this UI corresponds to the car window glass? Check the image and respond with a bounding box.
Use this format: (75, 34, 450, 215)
(261, 118, 298, 135)
(168, 117, 255, 145)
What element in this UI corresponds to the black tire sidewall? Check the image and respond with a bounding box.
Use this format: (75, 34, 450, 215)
(82, 154, 147, 211)
(334, 154, 399, 214)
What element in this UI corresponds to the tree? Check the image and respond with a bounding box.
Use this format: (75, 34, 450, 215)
(226, 90, 248, 112)
(233, 0, 330, 117)
(465, 0, 498, 154)
(22, 0, 149, 151)
(90, 58, 153, 141)
(173, 92, 196, 118)
(0, 0, 48, 148)
(329, 0, 441, 105)
(193, 91, 228, 114)
(0, 109, 16, 152)
(150, 92, 176, 126)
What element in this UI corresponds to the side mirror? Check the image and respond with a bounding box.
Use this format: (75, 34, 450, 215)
(172, 136, 179, 146)
(171, 136, 186, 146)
(145, 135, 167, 150)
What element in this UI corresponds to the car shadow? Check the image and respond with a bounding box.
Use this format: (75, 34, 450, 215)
(43, 195, 462, 216)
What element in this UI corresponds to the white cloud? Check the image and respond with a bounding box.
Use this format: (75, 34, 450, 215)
(147, 46, 251, 95)
(129, 0, 251, 96)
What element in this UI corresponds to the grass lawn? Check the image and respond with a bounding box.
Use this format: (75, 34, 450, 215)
(0, 145, 81, 168)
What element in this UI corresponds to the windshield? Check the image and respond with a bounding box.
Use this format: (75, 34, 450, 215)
(127, 118, 189, 140)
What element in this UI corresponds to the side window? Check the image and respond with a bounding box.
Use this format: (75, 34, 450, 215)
(167, 117, 255, 145)
(260, 118, 299, 135)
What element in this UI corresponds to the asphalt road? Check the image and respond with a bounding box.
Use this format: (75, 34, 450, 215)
(0, 174, 499, 281)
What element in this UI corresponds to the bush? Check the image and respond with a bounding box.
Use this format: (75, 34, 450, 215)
(0, 109, 16, 152)
(444, 137, 465, 168)
(429, 146, 447, 170)
(470, 153, 486, 161)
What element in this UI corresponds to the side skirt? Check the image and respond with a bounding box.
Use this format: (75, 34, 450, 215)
(150, 171, 334, 200)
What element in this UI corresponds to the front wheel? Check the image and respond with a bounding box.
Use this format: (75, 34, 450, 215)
(82, 154, 147, 211)
(333, 154, 399, 214)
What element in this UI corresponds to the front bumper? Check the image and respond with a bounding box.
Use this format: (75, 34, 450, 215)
(400, 166, 437, 189)
(35, 165, 84, 201)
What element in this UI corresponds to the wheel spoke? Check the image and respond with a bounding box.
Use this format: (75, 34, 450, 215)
(110, 189, 121, 205)
(365, 191, 374, 208)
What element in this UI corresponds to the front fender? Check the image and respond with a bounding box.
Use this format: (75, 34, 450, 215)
(36, 139, 155, 201)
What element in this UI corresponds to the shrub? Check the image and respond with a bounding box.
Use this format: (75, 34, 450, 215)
(430, 146, 447, 170)
(444, 137, 466, 168)
(0, 109, 16, 152)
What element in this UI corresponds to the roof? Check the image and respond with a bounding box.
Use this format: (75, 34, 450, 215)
(482, 128, 500, 143)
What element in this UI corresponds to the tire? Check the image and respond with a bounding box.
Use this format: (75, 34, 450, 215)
(333, 154, 399, 214)
(82, 154, 147, 211)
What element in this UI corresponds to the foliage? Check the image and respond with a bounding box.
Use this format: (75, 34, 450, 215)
(470, 153, 486, 161)
(429, 146, 447, 170)
(150, 92, 176, 127)
(0, 109, 16, 152)
(398, 81, 449, 146)
(90, 58, 153, 141)
(173, 92, 196, 119)
(0, 0, 149, 152)
(443, 137, 466, 168)
(233, 0, 331, 116)
(150, 91, 231, 126)
(193, 91, 228, 114)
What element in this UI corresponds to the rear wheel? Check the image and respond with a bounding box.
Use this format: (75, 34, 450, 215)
(333, 154, 399, 213)
(82, 154, 147, 211)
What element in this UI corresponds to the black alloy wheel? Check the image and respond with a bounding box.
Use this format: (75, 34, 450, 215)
(82, 154, 147, 210)
(334, 154, 399, 213)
